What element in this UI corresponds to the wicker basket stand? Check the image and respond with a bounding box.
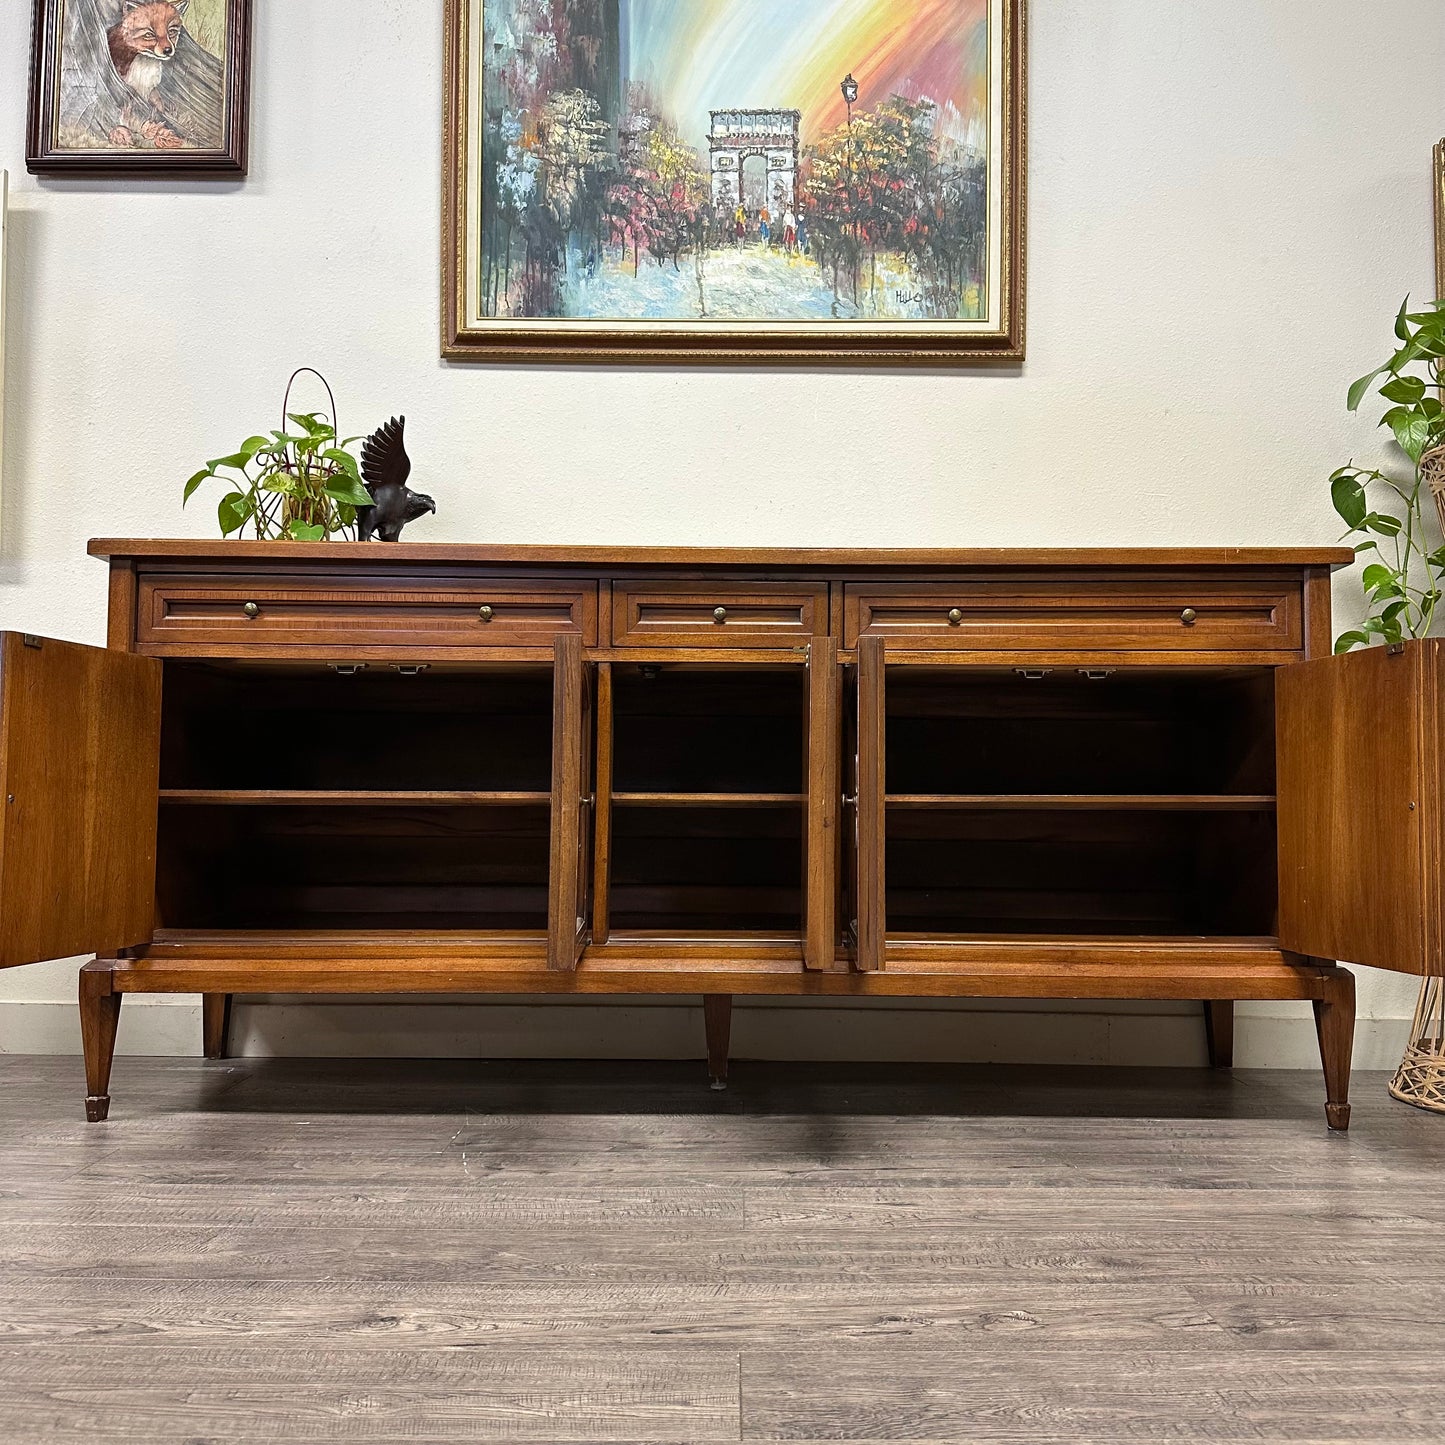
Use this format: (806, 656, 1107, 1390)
(1390, 976, 1445, 1113)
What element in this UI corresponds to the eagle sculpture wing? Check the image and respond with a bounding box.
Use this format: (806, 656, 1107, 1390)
(361, 416, 411, 494)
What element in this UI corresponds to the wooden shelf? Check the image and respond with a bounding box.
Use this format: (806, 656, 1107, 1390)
(611, 791, 805, 808)
(158, 789, 552, 807)
(878, 794, 1277, 811)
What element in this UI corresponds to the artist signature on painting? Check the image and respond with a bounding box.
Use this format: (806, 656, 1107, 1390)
(894, 289, 925, 309)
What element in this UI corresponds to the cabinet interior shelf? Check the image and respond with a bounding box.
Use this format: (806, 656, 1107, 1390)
(610, 792, 806, 808)
(158, 789, 553, 807)
(875, 794, 1278, 811)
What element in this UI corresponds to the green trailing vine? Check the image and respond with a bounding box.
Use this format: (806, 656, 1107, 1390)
(182, 371, 373, 541)
(1330, 297, 1445, 652)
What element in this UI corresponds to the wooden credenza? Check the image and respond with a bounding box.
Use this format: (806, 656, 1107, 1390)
(4, 539, 1428, 1130)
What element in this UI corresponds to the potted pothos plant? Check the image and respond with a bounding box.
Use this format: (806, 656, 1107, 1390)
(182, 371, 374, 541)
(1330, 297, 1445, 650)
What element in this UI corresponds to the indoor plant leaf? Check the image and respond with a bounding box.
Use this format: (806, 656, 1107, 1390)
(1360, 563, 1397, 594)
(321, 448, 363, 481)
(1330, 474, 1368, 530)
(1347, 366, 1390, 413)
(323, 477, 374, 509)
(182, 468, 213, 504)
(207, 451, 257, 471)
(1380, 375, 1427, 405)
(217, 492, 254, 537)
(1330, 474, 1367, 530)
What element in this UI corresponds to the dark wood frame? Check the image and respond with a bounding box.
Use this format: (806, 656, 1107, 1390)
(27, 0, 253, 177)
(441, 0, 1027, 365)
(0, 541, 1396, 1135)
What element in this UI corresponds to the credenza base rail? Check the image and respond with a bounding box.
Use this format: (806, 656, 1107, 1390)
(80, 944, 1356, 1130)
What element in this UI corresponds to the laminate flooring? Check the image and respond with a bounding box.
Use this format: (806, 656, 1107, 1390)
(0, 1055, 1440, 1443)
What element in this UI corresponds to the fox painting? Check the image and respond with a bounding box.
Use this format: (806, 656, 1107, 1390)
(54, 0, 227, 153)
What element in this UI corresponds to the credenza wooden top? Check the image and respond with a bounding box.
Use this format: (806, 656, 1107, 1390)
(89, 540, 1355, 570)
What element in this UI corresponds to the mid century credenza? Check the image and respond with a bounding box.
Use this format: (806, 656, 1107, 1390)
(3, 540, 1434, 1129)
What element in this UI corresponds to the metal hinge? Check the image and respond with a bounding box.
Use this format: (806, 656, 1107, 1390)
(22, 635, 42, 650)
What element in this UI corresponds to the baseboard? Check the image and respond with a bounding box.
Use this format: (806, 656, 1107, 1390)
(0, 995, 1412, 1070)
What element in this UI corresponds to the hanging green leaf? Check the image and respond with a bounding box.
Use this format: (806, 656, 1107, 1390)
(1360, 563, 1396, 594)
(1347, 366, 1389, 413)
(1380, 375, 1427, 405)
(217, 492, 253, 537)
(1330, 473, 1367, 530)
(182, 468, 214, 504)
(1386, 409, 1432, 462)
(208, 451, 256, 471)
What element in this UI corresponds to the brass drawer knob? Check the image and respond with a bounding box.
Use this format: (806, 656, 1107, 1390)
(713, 606, 728, 623)
(1180, 607, 1198, 625)
(478, 605, 494, 623)
(947, 608, 964, 626)
(241, 601, 260, 620)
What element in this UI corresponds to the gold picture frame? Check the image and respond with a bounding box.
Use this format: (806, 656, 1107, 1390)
(1436, 138, 1444, 301)
(442, 0, 1027, 365)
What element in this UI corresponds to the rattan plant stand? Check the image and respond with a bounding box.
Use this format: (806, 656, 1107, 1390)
(1390, 976, 1445, 1113)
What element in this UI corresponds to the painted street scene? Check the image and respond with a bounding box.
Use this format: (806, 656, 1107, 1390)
(479, 0, 992, 323)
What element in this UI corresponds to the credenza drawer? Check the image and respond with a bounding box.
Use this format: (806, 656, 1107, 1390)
(611, 582, 828, 648)
(843, 581, 1303, 652)
(137, 577, 598, 649)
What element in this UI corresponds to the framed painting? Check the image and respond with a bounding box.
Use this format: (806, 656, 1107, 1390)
(443, 0, 1026, 364)
(27, 0, 252, 176)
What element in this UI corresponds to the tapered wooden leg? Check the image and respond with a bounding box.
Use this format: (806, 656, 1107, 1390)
(1313, 971, 1356, 1132)
(203, 993, 233, 1060)
(79, 963, 122, 1123)
(1203, 1000, 1234, 1069)
(703, 994, 732, 1091)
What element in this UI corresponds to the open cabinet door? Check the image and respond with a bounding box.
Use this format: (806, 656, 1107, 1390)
(804, 638, 841, 971)
(547, 634, 592, 971)
(852, 636, 886, 972)
(1277, 640, 1442, 974)
(0, 633, 161, 969)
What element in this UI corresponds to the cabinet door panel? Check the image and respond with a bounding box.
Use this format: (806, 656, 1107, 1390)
(547, 634, 592, 971)
(1277, 642, 1436, 974)
(0, 634, 161, 968)
(853, 637, 886, 971)
(804, 639, 841, 971)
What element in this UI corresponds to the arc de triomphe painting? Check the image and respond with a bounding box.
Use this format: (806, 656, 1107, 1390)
(456, 0, 1026, 364)
(708, 109, 801, 212)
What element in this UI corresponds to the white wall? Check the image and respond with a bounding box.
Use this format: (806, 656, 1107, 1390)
(0, 1, 1438, 1067)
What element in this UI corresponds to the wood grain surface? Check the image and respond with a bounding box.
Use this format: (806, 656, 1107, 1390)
(87, 539, 1356, 568)
(0, 1056, 1439, 1442)
(0, 634, 161, 969)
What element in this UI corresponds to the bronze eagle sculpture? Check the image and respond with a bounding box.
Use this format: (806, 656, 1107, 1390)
(358, 417, 437, 542)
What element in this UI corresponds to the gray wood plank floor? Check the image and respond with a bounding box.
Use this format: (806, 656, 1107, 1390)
(0, 1055, 1441, 1443)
